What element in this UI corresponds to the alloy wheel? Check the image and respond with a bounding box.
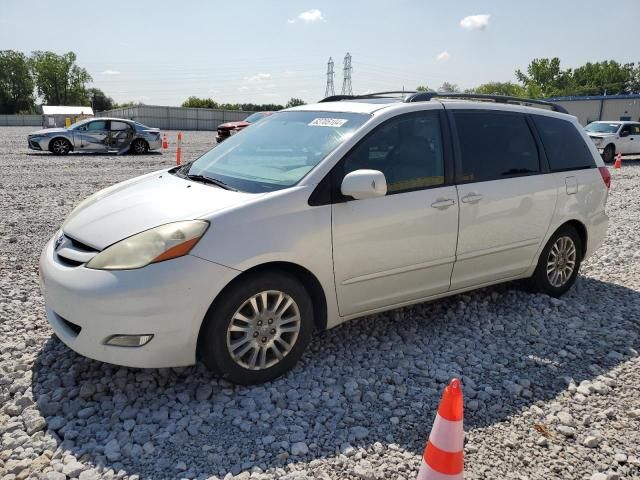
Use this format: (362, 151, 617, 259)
(226, 290, 301, 371)
(546, 236, 577, 287)
(133, 140, 146, 153)
(51, 139, 69, 154)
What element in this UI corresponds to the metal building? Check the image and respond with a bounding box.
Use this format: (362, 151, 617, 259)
(547, 94, 640, 126)
(42, 106, 94, 128)
(97, 105, 253, 131)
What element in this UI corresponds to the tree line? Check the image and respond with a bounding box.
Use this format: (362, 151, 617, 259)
(181, 96, 306, 111)
(3, 49, 640, 115)
(417, 58, 640, 98)
(0, 50, 119, 113)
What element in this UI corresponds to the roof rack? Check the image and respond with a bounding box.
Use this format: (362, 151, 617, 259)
(318, 90, 568, 114)
(318, 91, 415, 103)
(403, 92, 569, 114)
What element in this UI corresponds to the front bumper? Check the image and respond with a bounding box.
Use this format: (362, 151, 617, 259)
(28, 137, 48, 151)
(39, 235, 240, 368)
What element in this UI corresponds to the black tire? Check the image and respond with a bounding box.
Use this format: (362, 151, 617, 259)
(49, 138, 71, 155)
(199, 271, 314, 385)
(130, 139, 149, 154)
(602, 144, 615, 164)
(528, 225, 583, 297)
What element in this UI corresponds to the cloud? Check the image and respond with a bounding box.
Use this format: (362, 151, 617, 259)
(102, 69, 121, 75)
(288, 9, 324, 23)
(238, 86, 249, 92)
(244, 73, 271, 83)
(460, 14, 490, 30)
(436, 51, 451, 62)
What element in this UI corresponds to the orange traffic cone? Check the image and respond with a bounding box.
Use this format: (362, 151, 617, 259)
(162, 133, 168, 150)
(614, 153, 622, 169)
(417, 378, 464, 480)
(176, 132, 183, 166)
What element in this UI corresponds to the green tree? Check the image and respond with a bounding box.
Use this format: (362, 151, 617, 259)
(87, 87, 114, 111)
(416, 85, 432, 92)
(181, 96, 219, 109)
(0, 50, 35, 114)
(469, 81, 526, 97)
(438, 82, 460, 93)
(285, 97, 306, 108)
(29, 51, 92, 105)
(572, 61, 635, 95)
(515, 57, 575, 97)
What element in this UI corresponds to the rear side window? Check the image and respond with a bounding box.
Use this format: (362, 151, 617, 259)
(532, 115, 595, 171)
(453, 111, 539, 183)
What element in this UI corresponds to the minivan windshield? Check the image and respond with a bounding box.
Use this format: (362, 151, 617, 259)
(585, 122, 620, 134)
(185, 111, 370, 192)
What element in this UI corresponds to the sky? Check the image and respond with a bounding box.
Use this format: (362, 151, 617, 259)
(1, 0, 639, 106)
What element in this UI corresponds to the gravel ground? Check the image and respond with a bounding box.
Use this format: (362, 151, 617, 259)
(1, 126, 639, 480)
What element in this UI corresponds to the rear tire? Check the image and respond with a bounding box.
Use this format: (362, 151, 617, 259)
(199, 271, 314, 385)
(528, 225, 583, 297)
(49, 138, 71, 155)
(130, 139, 149, 154)
(602, 144, 615, 163)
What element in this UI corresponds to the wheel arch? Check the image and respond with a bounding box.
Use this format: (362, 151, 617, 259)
(556, 219, 588, 260)
(196, 261, 328, 359)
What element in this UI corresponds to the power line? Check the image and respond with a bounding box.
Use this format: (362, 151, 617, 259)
(325, 57, 335, 97)
(341, 52, 353, 95)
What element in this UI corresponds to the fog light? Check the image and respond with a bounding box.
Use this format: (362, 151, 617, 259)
(104, 334, 153, 347)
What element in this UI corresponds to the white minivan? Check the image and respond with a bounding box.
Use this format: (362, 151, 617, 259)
(39, 92, 610, 384)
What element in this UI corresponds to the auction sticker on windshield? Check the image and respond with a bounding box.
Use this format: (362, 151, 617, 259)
(308, 118, 349, 127)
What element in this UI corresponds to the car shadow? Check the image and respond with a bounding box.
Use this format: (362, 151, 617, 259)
(31, 276, 639, 478)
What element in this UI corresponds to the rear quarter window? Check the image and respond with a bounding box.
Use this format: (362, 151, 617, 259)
(532, 115, 595, 171)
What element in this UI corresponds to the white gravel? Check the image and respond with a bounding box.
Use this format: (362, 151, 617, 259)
(1, 126, 639, 480)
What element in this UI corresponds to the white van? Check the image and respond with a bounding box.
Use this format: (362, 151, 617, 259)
(39, 92, 610, 384)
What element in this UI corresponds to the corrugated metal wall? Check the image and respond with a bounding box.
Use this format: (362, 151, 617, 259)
(0, 114, 42, 126)
(97, 105, 254, 131)
(553, 98, 640, 125)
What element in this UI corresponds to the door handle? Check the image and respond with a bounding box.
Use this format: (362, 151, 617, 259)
(461, 193, 483, 204)
(431, 198, 456, 209)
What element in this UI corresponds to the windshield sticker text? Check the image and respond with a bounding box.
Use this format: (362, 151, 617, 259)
(308, 118, 349, 127)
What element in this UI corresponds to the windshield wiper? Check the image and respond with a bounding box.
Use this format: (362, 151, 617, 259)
(185, 173, 237, 191)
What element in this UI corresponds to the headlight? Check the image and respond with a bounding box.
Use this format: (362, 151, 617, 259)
(86, 220, 209, 270)
(593, 138, 603, 145)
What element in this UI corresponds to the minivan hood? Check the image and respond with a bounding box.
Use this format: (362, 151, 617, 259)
(63, 171, 257, 250)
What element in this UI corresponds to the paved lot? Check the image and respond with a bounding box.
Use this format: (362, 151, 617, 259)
(1, 126, 639, 480)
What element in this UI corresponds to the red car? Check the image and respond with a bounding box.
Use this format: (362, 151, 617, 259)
(216, 111, 273, 143)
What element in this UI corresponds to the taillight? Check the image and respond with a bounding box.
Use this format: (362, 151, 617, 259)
(598, 166, 611, 189)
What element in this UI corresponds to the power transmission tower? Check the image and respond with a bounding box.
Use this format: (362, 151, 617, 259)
(325, 57, 335, 97)
(341, 52, 353, 95)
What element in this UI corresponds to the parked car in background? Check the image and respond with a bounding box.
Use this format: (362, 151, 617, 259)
(27, 118, 162, 155)
(40, 92, 609, 385)
(215, 111, 273, 143)
(585, 120, 640, 163)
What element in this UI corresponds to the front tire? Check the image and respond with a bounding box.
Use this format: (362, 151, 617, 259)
(528, 225, 582, 297)
(199, 271, 314, 385)
(602, 144, 615, 163)
(49, 138, 71, 155)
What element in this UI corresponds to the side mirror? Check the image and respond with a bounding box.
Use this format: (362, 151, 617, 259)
(341, 169, 387, 200)
(620, 130, 630, 137)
